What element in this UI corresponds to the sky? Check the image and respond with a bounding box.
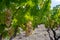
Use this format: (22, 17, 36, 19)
(51, 0, 60, 8)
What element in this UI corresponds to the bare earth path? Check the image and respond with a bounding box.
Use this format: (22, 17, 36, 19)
(12, 24, 50, 40)
(12, 24, 60, 40)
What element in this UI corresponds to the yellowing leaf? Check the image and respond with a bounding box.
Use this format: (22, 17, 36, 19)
(12, 18, 18, 24)
(26, 0, 35, 7)
(24, 12, 33, 21)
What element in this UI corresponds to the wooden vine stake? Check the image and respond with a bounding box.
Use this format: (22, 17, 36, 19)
(25, 21, 33, 36)
(5, 8, 14, 39)
(5, 8, 12, 27)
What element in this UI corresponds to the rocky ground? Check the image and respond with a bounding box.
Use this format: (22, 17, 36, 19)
(12, 24, 60, 40)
